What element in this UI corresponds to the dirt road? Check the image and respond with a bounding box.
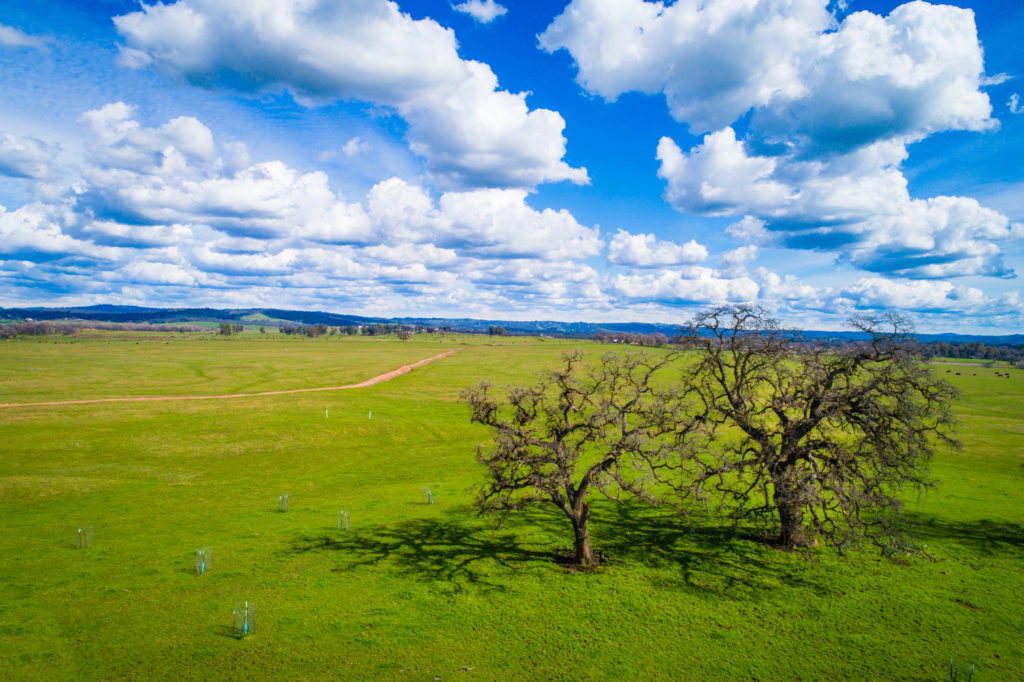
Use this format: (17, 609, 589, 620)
(0, 349, 459, 409)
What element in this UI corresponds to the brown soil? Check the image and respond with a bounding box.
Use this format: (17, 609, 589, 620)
(0, 350, 460, 409)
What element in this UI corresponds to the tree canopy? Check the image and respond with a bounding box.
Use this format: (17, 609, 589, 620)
(464, 350, 689, 566)
(466, 306, 959, 563)
(674, 306, 959, 553)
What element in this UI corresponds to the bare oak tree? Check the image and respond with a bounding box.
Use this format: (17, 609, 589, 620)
(676, 306, 958, 554)
(464, 351, 688, 566)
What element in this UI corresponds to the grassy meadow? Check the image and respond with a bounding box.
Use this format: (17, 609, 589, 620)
(0, 332, 1022, 680)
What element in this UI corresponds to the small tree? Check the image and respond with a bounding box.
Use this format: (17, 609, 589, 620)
(675, 306, 958, 554)
(464, 351, 689, 566)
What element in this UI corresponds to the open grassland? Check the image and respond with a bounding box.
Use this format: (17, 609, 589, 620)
(0, 332, 471, 402)
(1, 333, 1022, 680)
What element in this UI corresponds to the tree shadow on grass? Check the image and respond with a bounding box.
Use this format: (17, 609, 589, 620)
(290, 502, 831, 599)
(906, 514, 1024, 556)
(290, 515, 556, 593)
(595, 502, 832, 599)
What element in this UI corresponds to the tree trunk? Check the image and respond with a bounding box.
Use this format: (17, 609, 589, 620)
(773, 485, 809, 548)
(569, 504, 598, 566)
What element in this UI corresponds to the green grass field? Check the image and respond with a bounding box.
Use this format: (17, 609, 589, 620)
(1, 333, 1021, 680)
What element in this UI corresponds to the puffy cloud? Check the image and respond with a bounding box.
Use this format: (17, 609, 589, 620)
(75, 104, 375, 244)
(143, 162, 374, 243)
(731, 269, 1023, 330)
(367, 177, 445, 244)
(85, 161, 375, 244)
(364, 177, 602, 259)
(542, 0, 994, 147)
(438, 188, 602, 259)
(77, 220, 193, 248)
(114, 0, 464, 101)
(657, 129, 793, 216)
(750, 1, 996, 155)
(466, 259, 606, 308)
(840, 277, 988, 312)
(0, 133, 56, 178)
(845, 196, 1023, 278)
(362, 242, 458, 267)
(105, 258, 199, 287)
(82, 103, 215, 167)
(114, 0, 586, 189)
(191, 245, 302, 276)
(0, 104, 610, 316)
(726, 216, 773, 245)
(0, 202, 118, 262)
(8, 101, 1016, 329)
(453, 0, 507, 24)
(540, 0, 832, 134)
(720, 245, 759, 277)
(1010, 94, 1023, 115)
(607, 229, 707, 267)
(375, 262, 460, 288)
(662, 129, 907, 222)
(612, 267, 759, 305)
(547, 1, 1017, 281)
(285, 246, 367, 281)
(756, 267, 825, 305)
(659, 129, 1022, 277)
(403, 62, 587, 189)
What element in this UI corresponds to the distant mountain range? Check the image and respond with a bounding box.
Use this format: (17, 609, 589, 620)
(2, 305, 1022, 345)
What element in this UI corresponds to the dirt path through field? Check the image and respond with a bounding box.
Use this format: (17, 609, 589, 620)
(0, 349, 460, 409)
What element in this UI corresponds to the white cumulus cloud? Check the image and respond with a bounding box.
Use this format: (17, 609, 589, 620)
(0, 133, 56, 178)
(364, 176, 603, 259)
(0, 202, 118, 262)
(756, 267, 825, 306)
(749, 1, 997, 155)
(841, 277, 987, 312)
(76, 103, 375, 244)
(437, 187, 603, 260)
(657, 129, 794, 216)
(547, 1, 1017, 281)
(612, 267, 759, 305)
(540, 0, 832, 134)
(0, 105, 613, 315)
(720, 245, 759, 277)
(114, 0, 586, 190)
(453, 0, 507, 24)
(607, 229, 707, 267)
(542, 0, 994, 147)
(107, 258, 199, 287)
(658, 129, 1023, 277)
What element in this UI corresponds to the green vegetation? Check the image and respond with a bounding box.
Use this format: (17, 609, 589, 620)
(0, 332, 1021, 679)
(0, 332, 457, 402)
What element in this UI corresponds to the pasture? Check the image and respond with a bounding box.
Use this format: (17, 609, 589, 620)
(0, 332, 1021, 679)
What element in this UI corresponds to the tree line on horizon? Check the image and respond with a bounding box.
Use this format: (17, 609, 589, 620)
(2, 316, 1024, 368)
(0, 320, 205, 338)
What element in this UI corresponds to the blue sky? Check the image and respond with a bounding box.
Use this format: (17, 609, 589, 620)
(0, 0, 1021, 332)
